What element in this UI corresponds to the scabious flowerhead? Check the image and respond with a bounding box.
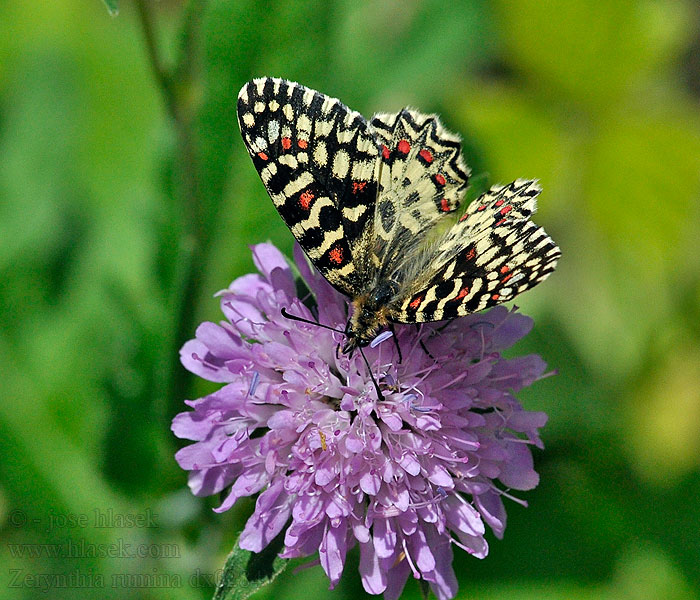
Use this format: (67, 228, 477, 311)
(172, 243, 550, 600)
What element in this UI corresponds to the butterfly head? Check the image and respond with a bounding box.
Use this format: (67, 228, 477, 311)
(342, 281, 398, 354)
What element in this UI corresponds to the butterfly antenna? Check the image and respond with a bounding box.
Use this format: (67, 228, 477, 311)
(388, 323, 403, 363)
(280, 307, 345, 334)
(359, 345, 384, 400)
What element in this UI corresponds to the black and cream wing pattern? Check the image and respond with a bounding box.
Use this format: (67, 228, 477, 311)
(237, 77, 380, 295)
(392, 178, 558, 322)
(237, 77, 560, 334)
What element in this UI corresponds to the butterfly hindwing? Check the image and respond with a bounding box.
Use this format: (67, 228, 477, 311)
(369, 110, 470, 277)
(390, 180, 560, 323)
(237, 77, 381, 295)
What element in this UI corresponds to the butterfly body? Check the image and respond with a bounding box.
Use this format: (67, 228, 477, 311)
(237, 77, 560, 354)
(343, 279, 400, 353)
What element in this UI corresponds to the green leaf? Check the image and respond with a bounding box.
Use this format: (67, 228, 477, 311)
(213, 531, 289, 600)
(101, 0, 118, 16)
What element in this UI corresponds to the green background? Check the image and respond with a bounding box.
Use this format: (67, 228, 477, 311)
(2, 1, 700, 598)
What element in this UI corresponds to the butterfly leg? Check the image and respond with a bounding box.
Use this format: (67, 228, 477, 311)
(389, 323, 403, 363)
(419, 340, 436, 361)
(358, 346, 384, 400)
(415, 324, 436, 361)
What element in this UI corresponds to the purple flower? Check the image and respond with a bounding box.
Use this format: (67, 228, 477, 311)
(172, 243, 550, 600)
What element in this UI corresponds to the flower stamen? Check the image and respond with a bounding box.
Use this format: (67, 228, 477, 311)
(247, 371, 260, 397)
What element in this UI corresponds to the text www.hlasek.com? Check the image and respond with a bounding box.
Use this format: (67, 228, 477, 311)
(7, 539, 180, 559)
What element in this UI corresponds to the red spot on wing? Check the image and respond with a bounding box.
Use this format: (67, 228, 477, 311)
(459, 213, 469, 222)
(382, 145, 390, 159)
(477, 205, 486, 211)
(257, 152, 269, 160)
(500, 265, 510, 273)
(455, 286, 470, 300)
(298, 139, 308, 149)
(397, 139, 410, 154)
(299, 190, 314, 210)
(500, 205, 512, 215)
(409, 296, 422, 310)
(328, 246, 344, 265)
(491, 294, 500, 301)
(465, 247, 476, 261)
(495, 199, 504, 207)
(419, 149, 433, 163)
(501, 273, 513, 284)
(352, 181, 367, 194)
(495, 218, 506, 226)
(440, 198, 450, 212)
(434, 173, 446, 186)
(281, 137, 292, 150)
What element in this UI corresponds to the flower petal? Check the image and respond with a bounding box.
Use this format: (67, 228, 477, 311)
(359, 541, 386, 595)
(319, 520, 348, 586)
(251, 243, 291, 279)
(238, 481, 292, 552)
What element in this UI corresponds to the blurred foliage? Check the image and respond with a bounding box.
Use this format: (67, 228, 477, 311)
(102, 0, 119, 16)
(1, 0, 699, 599)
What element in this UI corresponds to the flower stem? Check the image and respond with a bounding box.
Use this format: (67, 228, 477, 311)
(135, 0, 203, 238)
(134, 0, 207, 404)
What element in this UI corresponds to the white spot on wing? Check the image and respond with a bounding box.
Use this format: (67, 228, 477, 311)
(332, 150, 350, 179)
(261, 162, 277, 184)
(283, 171, 314, 198)
(314, 140, 328, 167)
(297, 114, 312, 136)
(303, 88, 315, 106)
(321, 97, 337, 115)
(343, 204, 367, 223)
(351, 159, 374, 180)
(268, 120, 280, 143)
(315, 118, 333, 138)
(278, 154, 299, 169)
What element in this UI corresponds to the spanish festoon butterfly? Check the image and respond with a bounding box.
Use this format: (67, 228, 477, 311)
(237, 77, 560, 353)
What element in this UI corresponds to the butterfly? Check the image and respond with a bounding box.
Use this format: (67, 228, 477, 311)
(237, 77, 560, 354)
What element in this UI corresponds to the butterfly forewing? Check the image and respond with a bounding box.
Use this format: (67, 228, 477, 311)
(391, 179, 560, 322)
(237, 78, 381, 295)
